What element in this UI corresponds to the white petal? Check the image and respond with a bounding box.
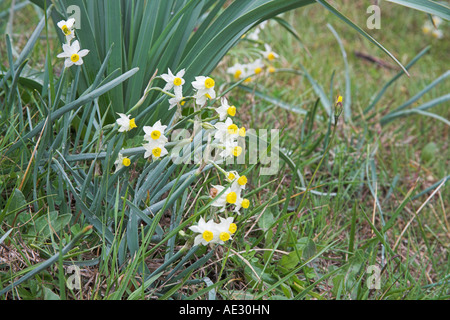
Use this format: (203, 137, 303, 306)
(78, 49, 90, 57)
(75, 58, 84, 65)
(57, 52, 69, 58)
(174, 85, 183, 97)
(65, 59, 74, 68)
(189, 226, 201, 233)
(176, 69, 185, 78)
(160, 73, 171, 82)
(163, 83, 173, 91)
(72, 40, 80, 52)
(193, 235, 203, 246)
(66, 18, 75, 28)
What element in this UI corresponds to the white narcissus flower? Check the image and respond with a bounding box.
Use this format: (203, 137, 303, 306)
(231, 173, 248, 192)
(227, 63, 247, 80)
(247, 59, 264, 75)
(161, 68, 185, 97)
(210, 185, 240, 212)
(422, 21, 433, 34)
(143, 120, 167, 142)
(219, 143, 243, 159)
(116, 113, 137, 132)
(57, 40, 89, 68)
(233, 196, 250, 214)
(432, 16, 443, 28)
(215, 98, 237, 121)
(212, 217, 234, 244)
(189, 217, 217, 246)
(143, 139, 168, 160)
(225, 170, 238, 183)
(114, 152, 131, 173)
(193, 89, 215, 106)
(259, 20, 268, 30)
(192, 76, 216, 106)
(432, 29, 444, 39)
(246, 27, 260, 41)
(57, 18, 76, 42)
(168, 91, 185, 110)
(262, 43, 279, 61)
(213, 117, 239, 145)
(217, 217, 237, 237)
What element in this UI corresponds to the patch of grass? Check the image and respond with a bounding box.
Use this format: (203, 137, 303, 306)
(212, 0, 449, 299)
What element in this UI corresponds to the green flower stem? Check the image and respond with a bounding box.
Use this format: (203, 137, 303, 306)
(127, 87, 175, 115)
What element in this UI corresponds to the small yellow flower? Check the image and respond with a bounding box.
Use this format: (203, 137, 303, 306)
(241, 199, 250, 209)
(229, 223, 237, 234)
